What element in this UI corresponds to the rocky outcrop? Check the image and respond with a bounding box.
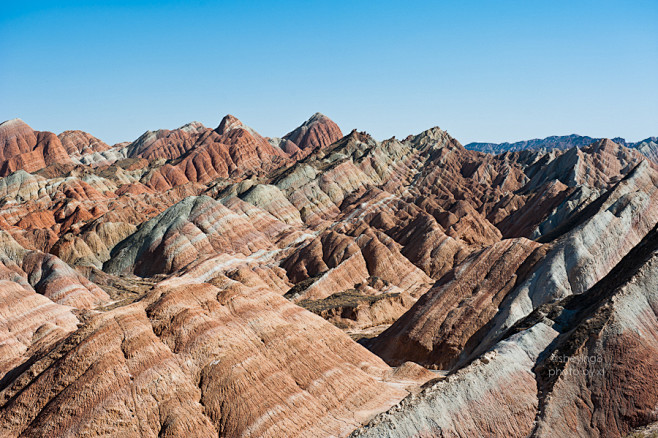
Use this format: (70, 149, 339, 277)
(354, 223, 658, 438)
(238, 184, 303, 225)
(0, 119, 72, 176)
(472, 160, 658, 357)
(0, 266, 425, 437)
(126, 121, 207, 160)
(145, 115, 290, 189)
(633, 137, 658, 163)
(280, 112, 343, 157)
(51, 220, 138, 268)
(298, 288, 415, 330)
(104, 195, 275, 276)
(0, 273, 78, 376)
(369, 238, 542, 368)
(58, 130, 111, 156)
(282, 227, 431, 303)
(368, 156, 658, 373)
(0, 231, 108, 308)
(353, 323, 559, 438)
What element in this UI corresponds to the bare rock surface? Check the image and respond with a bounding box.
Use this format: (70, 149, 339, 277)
(1, 114, 657, 437)
(369, 238, 542, 368)
(0, 266, 422, 437)
(353, 223, 658, 438)
(0, 119, 72, 176)
(104, 195, 274, 276)
(281, 112, 343, 158)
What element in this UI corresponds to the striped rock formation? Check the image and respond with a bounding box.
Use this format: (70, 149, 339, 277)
(0, 113, 657, 437)
(353, 223, 658, 438)
(0, 119, 72, 176)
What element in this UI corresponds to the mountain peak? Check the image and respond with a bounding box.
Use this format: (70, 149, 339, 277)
(178, 121, 206, 134)
(282, 113, 342, 153)
(0, 118, 33, 133)
(307, 112, 328, 123)
(591, 138, 620, 150)
(215, 114, 244, 135)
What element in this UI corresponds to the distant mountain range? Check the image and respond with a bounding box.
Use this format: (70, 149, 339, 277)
(465, 134, 658, 163)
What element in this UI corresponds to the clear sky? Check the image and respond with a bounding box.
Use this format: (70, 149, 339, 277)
(1, 0, 656, 145)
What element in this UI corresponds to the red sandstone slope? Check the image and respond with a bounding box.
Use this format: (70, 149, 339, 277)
(125, 121, 207, 160)
(353, 223, 658, 438)
(145, 115, 291, 189)
(58, 130, 111, 156)
(279, 112, 343, 158)
(0, 119, 72, 176)
(368, 156, 658, 370)
(368, 238, 543, 368)
(0, 273, 417, 437)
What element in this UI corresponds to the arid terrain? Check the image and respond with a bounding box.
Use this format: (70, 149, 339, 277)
(0, 113, 657, 437)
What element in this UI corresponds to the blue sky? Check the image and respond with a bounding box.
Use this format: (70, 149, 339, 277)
(1, 0, 656, 145)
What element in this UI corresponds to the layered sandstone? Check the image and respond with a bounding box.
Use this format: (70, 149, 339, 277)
(0, 114, 656, 437)
(280, 112, 343, 158)
(0, 268, 423, 437)
(0, 119, 72, 176)
(354, 224, 658, 438)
